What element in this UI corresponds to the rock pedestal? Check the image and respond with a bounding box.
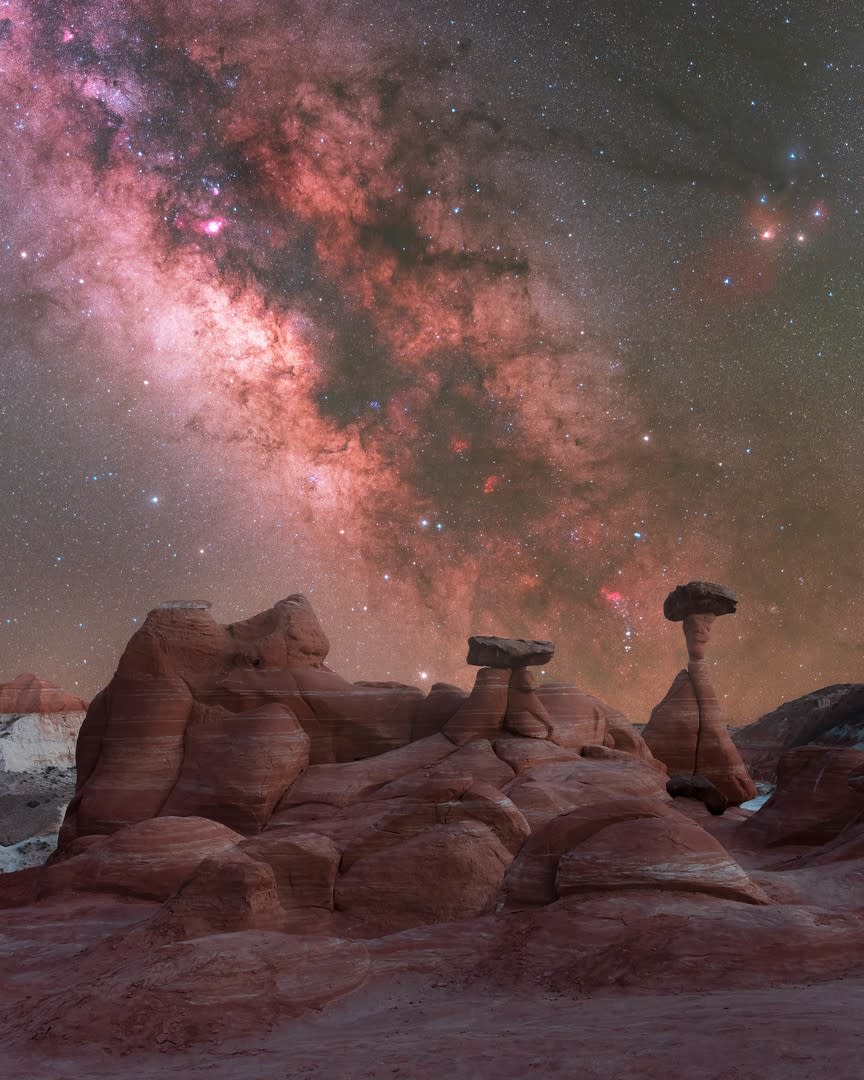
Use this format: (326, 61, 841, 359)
(643, 582, 755, 806)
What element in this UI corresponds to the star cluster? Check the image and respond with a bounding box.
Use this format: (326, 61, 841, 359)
(1, 0, 863, 722)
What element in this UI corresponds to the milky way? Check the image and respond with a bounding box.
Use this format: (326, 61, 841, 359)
(2, 0, 863, 722)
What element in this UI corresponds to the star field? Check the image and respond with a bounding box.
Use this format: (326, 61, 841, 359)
(1, 0, 863, 723)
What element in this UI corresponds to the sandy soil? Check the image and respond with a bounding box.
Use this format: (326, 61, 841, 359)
(2, 896, 862, 1080)
(7, 976, 864, 1080)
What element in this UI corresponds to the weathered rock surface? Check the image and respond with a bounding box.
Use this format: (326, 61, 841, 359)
(663, 581, 738, 620)
(734, 683, 864, 781)
(740, 745, 864, 848)
(6, 597, 864, 1075)
(502, 797, 767, 907)
(503, 754, 669, 831)
(0, 674, 87, 714)
(644, 667, 755, 805)
(667, 773, 729, 815)
(159, 701, 309, 832)
(466, 635, 555, 668)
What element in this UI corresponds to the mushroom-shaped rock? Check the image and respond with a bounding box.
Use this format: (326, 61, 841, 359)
(466, 635, 554, 668)
(643, 580, 755, 806)
(741, 745, 864, 848)
(663, 581, 738, 621)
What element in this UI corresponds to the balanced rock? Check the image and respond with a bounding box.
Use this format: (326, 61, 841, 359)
(663, 581, 738, 621)
(466, 635, 554, 668)
(644, 581, 754, 806)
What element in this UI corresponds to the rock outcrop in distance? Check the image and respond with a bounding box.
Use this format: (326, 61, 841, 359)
(1, 593, 864, 1075)
(0, 674, 86, 773)
(733, 684, 864, 781)
(0, 674, 86, 872)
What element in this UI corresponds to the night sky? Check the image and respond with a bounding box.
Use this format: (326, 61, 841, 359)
(2, 0, 862, 723)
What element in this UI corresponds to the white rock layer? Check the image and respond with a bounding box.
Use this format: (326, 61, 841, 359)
(0, 711, 85, 772)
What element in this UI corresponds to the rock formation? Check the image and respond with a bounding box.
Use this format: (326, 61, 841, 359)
(0, 673, 87, 715)
(643, 581, 755, 806)
(0, 674, 87, 872)
(733, 683, 864, 781)
(739, 745, 864, 847)
(0, 674, 86, 773)
(2, 595, 864, 1076)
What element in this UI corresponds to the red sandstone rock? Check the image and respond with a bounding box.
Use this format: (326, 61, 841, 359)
(411, 681, 468, 741)
(492, 735, 584, 773)
(23, 817, 244, 904)
(503, 797, 767, 908)
(741, 745, 864, 848)
(372, 739, 515, 797)
(155, 848, 286, 939)
(158, 701, 309, 833)
(291, 671, 424, 761)
(335, 820, 512, 931)
(240, 830, 340, 913)
(74, 816, 244, 900)
(17, 930, 371, 1051)
(504, 667, 551, 738)
(274, 734, 455, 810)
(58, 597, 437, 848)
(442, 666, 510, 746)
(533, 684, 655, 762)
(643, 667, 755, 805)
(555, 814, 766, 902)
(62, 674, 194, 843)
(503, 754, 669, 831)
(733, 684, 864, 782)
(534, 683, 608, 748)
(0, 673, 87, 714)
